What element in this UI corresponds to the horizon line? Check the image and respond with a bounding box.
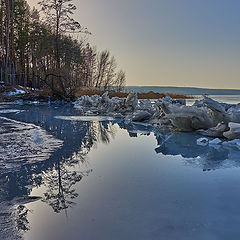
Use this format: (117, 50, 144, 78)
(125, 85, 240, 90)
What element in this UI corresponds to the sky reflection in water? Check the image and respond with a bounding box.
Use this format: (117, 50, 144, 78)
(0, 104, 240, 240)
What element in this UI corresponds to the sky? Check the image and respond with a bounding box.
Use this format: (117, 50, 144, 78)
(28, 0, 240, 89)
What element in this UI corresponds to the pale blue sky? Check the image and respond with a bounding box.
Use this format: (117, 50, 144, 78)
(28, 0, 240, 88)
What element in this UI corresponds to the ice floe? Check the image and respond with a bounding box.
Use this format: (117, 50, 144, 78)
(197, 137, 209, 146)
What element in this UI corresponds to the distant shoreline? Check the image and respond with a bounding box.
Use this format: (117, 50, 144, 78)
(124, 86, 240, 95)
(125, 85, 240, 90)
(2, 85, 240, 103)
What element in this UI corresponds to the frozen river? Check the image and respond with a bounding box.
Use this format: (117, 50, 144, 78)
(0, 102, 240, 240)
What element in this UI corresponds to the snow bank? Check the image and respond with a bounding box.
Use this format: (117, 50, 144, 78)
(6, 88, 26, 96)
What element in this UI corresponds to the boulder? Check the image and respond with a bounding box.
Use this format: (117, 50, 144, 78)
(223, 122, 240, 140)
(227, 105, 240, 123)
(197, 122, 229, 137)
(132, 111, 152, 122)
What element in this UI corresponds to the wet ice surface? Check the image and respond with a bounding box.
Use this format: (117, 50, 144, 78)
(0, 103, 240, 240)
(0, 116, 63, 174)
(0, 109, 25, 114)
(0, 106, 64, 240)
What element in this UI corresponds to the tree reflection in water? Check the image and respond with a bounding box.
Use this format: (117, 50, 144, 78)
(0, 104, 117, 239)
(42, 159, 82, 213)
(1, 103, 240, 239)
(40, 120, 117, 214)
(15, 205, 31, 232)
(37, 120, 117, 214)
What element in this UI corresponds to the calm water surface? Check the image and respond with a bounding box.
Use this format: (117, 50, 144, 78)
(0, 103, 240, 240)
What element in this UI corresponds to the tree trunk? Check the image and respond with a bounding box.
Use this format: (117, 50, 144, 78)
(4, 0, 10, 83)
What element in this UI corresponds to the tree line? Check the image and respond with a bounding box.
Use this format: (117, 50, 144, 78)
(0, 0, 126, 99)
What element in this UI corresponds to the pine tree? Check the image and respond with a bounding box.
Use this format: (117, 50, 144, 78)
(38, 0, 85, 97)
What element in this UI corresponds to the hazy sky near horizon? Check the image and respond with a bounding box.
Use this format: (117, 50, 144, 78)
(28, 0, 240, 89)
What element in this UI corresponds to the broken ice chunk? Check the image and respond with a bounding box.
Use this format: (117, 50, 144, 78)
(209, 138, 222, 145)
(223, 122, 240, 140)
(197, 137, 209, 146)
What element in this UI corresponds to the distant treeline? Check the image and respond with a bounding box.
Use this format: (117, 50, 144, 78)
(0, 0, 126, 99)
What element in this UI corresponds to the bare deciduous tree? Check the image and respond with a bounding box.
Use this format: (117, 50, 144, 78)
(114, 70, 126, 92)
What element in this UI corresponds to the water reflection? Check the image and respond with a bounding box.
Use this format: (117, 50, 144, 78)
(0, 104, 117, 239)
(155, 132, 240, 171)
(0, 104, 240, 239)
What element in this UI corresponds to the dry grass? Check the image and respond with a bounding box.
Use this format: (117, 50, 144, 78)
(38, 88, 54, 98)
(74, 87, 193, 99)
(0, 85, 194, 101)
